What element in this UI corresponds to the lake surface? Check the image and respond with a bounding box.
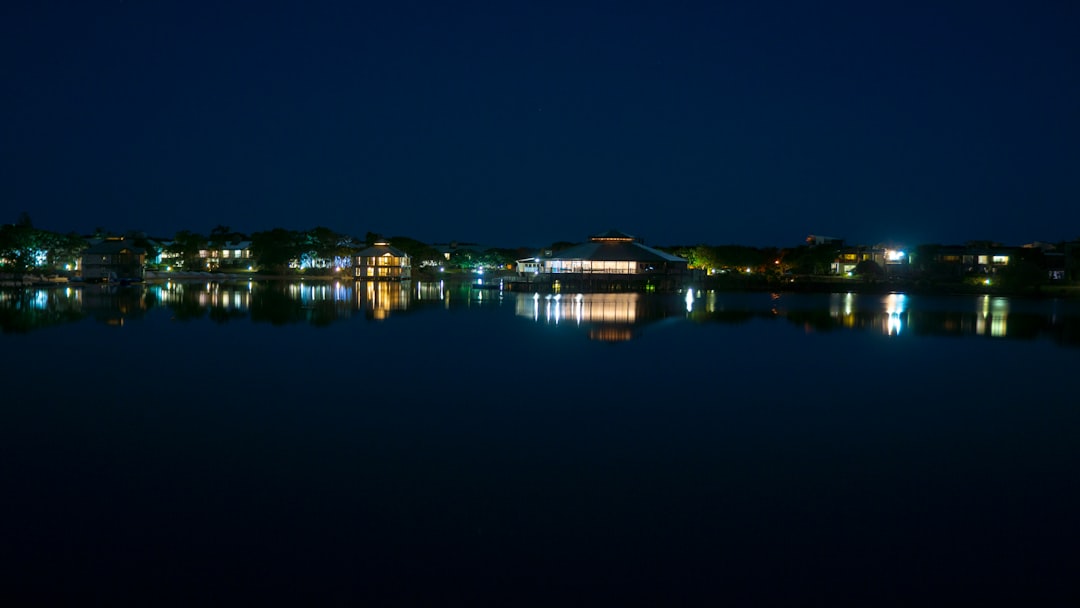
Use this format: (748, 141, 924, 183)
(3, 281, 1078, 604)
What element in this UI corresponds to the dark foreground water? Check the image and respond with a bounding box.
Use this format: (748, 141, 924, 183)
(2, 281, 1079, 605)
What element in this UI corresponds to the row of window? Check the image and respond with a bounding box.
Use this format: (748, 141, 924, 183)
(547, 260, 643, 273)
(939, 255, 1010, 265)
(361, 256, 408, 266)
(199, 250, 252, 259)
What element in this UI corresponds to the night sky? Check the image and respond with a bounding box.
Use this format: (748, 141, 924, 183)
(3, 1, 1078, 248)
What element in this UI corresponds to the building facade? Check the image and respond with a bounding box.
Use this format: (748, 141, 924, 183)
(81, 238, 146, 282)
(354, 241, 411, 280)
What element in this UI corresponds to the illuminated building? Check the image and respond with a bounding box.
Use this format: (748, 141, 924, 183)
(542, 230, 688, 276)
(354, 241, 411, 280)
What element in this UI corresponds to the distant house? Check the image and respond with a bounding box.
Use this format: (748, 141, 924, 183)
(200, 240, 254, 270)
(831, 244, 909, 276)
(807, 235, 844, 246)
(354, 241, 411, 280)
(832, 246, 884, 275)
(542, 230, 688, 275)
(931, 243, 1013, 277)
(81, 238, 146, 282)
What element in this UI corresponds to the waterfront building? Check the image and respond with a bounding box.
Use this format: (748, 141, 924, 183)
(541, 230, 688, 276)
(80, 238, 146, 282)
(200, 240, 254, 270)
(354, 241, 411, 280)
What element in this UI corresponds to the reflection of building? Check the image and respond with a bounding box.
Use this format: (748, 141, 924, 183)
(81, 238, 146, 282)
(513, 292, 685, 341)
(80, 284, 149, 326)
(516, 293, 641, 324)
(356, 280, 412, 320)
(355, 241, 411, 280)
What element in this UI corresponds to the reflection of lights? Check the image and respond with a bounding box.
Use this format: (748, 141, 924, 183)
(884, 293, 906, 335)
(521, 293, 640, 325)
(884, 293, 907, 315)
(978, 295, 1009, 337)
(685, 288, 694, 313)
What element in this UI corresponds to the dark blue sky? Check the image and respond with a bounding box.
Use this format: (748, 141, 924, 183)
(2, 1, 1078, 248)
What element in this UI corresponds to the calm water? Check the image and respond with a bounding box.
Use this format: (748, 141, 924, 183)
(2, 281, 1079, 604)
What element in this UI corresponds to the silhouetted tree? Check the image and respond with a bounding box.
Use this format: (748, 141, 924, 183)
(854, 260, 884, 281)
(169, 230, 206, 270)
(251, 228, 302, 274)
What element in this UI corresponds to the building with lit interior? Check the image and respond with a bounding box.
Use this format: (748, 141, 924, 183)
(354, 241, 411, 280)
(541, 230, 688, 276)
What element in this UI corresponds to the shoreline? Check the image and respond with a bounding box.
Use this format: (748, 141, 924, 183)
(5, 271, 1079, 299)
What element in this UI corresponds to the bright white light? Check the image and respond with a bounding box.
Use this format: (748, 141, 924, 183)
(685, 288, 694, 312)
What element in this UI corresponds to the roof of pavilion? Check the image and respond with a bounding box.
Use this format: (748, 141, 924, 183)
(356, 241, 409, 258)
(82, 239, 146, 255)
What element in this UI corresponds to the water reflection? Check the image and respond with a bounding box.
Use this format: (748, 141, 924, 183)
(3, 283, 1080, 347)
(0, 286, 84, 333)
(514, 292, 684, 341)
(691, 291, 1080, 347)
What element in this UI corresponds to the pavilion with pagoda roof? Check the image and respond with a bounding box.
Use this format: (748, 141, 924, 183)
(542, 230, 688, 276)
